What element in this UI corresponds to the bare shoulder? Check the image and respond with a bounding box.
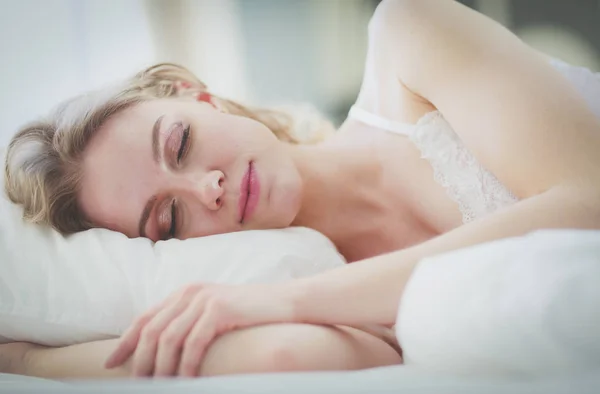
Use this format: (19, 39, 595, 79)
(351, 0, 436, 125)
(370, 0, 600, 198)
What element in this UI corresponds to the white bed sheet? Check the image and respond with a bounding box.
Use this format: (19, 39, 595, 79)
(2, 230, 598, 393)
(1, 366, 599, 394)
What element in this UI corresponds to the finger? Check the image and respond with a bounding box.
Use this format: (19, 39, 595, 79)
(106, 284, 201, 369)
(105, 301, 165, 369)
(131, 296, 194, 377)
(178, 304, 219, 377)
(154, 295, 208, 377)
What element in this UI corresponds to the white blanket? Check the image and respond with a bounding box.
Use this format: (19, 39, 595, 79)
(397, 229, 600, 377)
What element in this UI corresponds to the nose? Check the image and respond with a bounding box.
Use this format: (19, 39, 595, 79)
(198, 170, 224, 210)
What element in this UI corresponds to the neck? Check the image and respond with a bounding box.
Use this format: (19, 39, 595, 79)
(288, 141, 385, 248)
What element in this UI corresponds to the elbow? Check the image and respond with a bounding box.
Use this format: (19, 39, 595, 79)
(550, 180, 600, 229)
(200, 336, 307, 377)
(575, 182, 600, 226)
(256, 343, 306, 373)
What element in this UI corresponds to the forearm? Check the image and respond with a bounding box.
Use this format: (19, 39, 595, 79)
(6, 339, 131, 380)
(0, 342, 35, 375)
(3, 326, 399, 379)
(291, 184, 600, 326)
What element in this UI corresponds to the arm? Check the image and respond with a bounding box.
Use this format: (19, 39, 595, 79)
(105, 0, 600, 375)
(0, 340, 131, 379)
(291, 0, 600, 327)
(109, 190, 599, 377)
(1, 325, 400, 379)
(106, 188, 599, 375)
(293, 183, 600, 327)
(376, 0, 600, 198)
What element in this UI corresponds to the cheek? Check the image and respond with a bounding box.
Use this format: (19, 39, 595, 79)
(190, 130, 243, 167)
(182, 202, 232, 239)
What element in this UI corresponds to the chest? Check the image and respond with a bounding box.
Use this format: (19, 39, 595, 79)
(373, 130, 465, 234)
(332, 114, 521, 261)
(331, 124, 464, 261)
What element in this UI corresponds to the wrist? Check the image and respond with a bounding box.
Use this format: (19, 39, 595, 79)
(281, 278, 314, 324)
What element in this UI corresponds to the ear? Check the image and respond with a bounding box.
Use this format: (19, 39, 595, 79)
(174, 80, 206, 97)
(173, 81, 227, 113)
(192, 91, 228, 113)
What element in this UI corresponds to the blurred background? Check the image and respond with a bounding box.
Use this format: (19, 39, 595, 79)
(1, 0, 599, 146)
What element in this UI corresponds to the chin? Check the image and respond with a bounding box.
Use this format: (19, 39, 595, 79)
(261, 182, 302, 229)
(276, 184, 303, 227)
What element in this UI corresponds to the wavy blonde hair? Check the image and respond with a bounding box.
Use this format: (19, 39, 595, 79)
(4, 63, 334, 235)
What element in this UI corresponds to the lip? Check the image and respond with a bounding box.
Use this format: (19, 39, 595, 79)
(238, 161, 260, 224)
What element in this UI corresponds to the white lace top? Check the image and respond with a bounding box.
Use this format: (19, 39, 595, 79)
(349, 59, 600, 224)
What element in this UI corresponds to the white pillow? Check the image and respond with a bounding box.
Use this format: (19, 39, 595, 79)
(0, 152, 345, 346)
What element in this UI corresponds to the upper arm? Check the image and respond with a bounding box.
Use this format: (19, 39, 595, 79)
(351, 2, 435, 125)
(376, 0, 600, 198)
(201, 324, 400, 376)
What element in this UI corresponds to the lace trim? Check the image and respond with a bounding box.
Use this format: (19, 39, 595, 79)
(408, 112, 518, 223)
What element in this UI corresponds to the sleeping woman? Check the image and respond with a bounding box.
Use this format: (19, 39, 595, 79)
(3, 0, 600, 379)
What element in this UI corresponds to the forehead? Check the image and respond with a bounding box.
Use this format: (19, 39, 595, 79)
(78, 101, 166, 236)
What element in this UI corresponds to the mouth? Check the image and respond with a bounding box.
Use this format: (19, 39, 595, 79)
(238, 161, 259, 224)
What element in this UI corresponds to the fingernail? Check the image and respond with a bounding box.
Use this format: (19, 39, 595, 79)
(104, 354, 117, 369)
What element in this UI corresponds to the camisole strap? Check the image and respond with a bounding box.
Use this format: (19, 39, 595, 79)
(348, 105, 415, 136)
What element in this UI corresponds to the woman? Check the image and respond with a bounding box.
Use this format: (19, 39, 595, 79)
(4, 0, 600, 379)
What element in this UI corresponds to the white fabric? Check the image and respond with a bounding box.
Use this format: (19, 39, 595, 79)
(396, 229, 600, 377)
(348, 106, 414, 136)
(2, 367, 600, 394)
(0, 156, 345, 346)
(349, 59, 600, 224)
(408, 111, 518, 223)
(550, 58, 600, 120)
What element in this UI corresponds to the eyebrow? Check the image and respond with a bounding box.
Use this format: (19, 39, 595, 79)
(152, 115, 165, 163)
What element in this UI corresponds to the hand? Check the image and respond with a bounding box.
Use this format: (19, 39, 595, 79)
(104, 282, 294, 377)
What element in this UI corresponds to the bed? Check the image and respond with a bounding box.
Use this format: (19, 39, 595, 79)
(2, 149, 600, 391)
(1, 366, 600, 394)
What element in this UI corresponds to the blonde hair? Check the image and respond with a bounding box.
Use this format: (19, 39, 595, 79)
(4, 63, 334, 235)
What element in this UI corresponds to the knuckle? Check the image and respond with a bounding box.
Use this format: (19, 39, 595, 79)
(206, 298, 234, 331)
(141, 325, 161, 343)
(184, 334, 204, 350)
(189, 294, 207, 312)
(133, 313, 152, 328)
(181, 283, 203, 298)
(205, 296, 226, 314)
(158, 329, 180, 347)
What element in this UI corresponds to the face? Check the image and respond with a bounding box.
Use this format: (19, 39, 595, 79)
(79, 98, 303, 242)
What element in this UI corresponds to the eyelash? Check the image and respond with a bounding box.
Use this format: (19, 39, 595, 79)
(176, 124, 191, 164)
(167, 199, 178, 240)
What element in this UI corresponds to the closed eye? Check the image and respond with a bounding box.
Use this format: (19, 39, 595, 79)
(177, 124, 191, 164)
(167, 199, 177, 239)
